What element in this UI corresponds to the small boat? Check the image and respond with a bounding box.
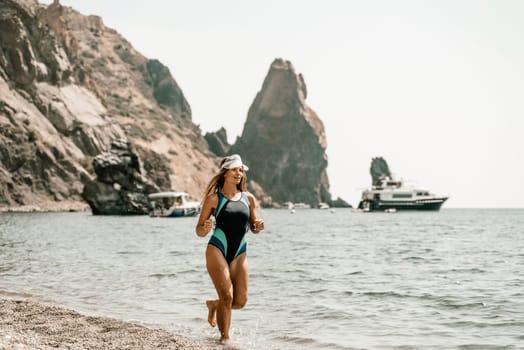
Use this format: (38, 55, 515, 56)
(284, 202, 312, 210)
(148, 192, 201, 217)
(357, 177, 448, 212)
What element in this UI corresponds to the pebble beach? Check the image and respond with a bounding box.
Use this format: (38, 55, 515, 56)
(0, 297, 205, 350)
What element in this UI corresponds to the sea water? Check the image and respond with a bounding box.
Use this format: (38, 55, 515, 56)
(1, 209, 523, 349)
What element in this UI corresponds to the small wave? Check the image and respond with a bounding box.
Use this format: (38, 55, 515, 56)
(0, 289, 33, 298)
(359, 290, 454, 304)
(178, 268, 200, 274)
(168, 250, 189, 256)
(310, 309, 352, 321)
(404, 255, 426, 260)
(148, 273, 177, 279)
(250, 272, 274, 279)
(190, 316, 206, 323)
(437, 300, 488, 310)
(306, 288, 329, 295)
(361, 291, 411, 299)
(281, 267, 310, 274)
(448, 268, 487, 274)
(0, 241, 25, 247)
(442, 320, 524, 329)
(346, 271, 363, 276)
(456, 343, 515, 349)
(273, 335, 360, 350)
(273, 334, 317, 345)
(116, 251, 146, 255)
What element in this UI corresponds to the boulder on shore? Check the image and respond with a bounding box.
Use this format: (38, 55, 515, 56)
(82, 139, 159, 215)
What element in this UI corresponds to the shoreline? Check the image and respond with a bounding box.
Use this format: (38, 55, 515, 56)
(0, 296, 206, 349)
(0, 200, 90, 213)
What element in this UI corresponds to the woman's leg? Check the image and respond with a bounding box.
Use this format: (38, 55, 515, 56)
(206, 299, 218, 327)
(206, 245, 233, 340)
(229, 253, 249, 310)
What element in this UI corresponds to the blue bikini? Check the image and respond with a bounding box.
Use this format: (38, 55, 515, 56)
(208, 192, 250, 263)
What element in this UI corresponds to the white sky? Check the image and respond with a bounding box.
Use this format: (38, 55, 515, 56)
(41, 0, 524, 208)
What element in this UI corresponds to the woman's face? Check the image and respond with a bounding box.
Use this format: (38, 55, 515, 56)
(224, 167, 244, 184)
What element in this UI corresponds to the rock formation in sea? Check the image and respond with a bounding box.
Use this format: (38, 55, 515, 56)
(370, 156, 392, 186)
(331, 197, 352, 208)
(230, 58, 331, 207)
(0, 0, 217, 210)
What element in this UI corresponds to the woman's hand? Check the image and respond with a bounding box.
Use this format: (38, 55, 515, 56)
(251, 218, 264, 233)
(202, 218, 213, 233)
(195, 194, 218, 237)
(196, 218, 213, 236)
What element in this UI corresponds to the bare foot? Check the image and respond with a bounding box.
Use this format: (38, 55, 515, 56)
(206, 300, 217, 327)
(219, 336, 230, 345)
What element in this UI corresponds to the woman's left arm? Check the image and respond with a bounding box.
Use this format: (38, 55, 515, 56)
(247, 192, 264, 233)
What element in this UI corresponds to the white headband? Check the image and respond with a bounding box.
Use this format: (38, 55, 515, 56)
(221, 154, 249, 171)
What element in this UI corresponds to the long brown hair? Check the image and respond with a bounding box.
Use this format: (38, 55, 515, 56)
(202, 167, 248, 201)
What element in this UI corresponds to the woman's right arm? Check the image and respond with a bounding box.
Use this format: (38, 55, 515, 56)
(195, 194, 217, 237)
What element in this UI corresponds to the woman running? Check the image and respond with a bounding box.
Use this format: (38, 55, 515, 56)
(195, 154, 265, 342)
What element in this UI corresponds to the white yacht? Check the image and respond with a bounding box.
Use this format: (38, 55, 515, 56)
(148, 192, 201, 217)
(357, 177, 448, 212)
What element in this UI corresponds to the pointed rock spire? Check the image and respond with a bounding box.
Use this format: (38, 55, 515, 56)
(231, 58, 331, 207)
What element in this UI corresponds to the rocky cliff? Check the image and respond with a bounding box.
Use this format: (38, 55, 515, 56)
(0, 0, 217, 210)
(230, 59, 331, 207)
(204, 127, 230, 157)
(1, 1, 340, 212)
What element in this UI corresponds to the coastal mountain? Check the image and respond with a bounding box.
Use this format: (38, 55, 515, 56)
(0, 0, 340, 211)
(0, 0, 216, 209)
(230, 59, 332, 207)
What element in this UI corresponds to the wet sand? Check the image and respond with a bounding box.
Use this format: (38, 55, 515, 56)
(0, 298, 205, 349)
